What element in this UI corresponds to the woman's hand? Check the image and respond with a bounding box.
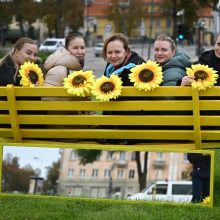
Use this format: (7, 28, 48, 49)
(181, 76, 194, 86)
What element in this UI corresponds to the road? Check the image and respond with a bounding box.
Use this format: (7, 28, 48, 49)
(84, 44, 212, 78)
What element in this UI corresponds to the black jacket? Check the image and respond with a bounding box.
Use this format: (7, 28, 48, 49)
(187, 153, 210, 179)
(104, 51, 145, 86)
(199, 50, 220, 86)
(0, 54, 20, 86)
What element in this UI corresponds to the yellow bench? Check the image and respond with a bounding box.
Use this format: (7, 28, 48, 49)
(1, 85, 220, 149)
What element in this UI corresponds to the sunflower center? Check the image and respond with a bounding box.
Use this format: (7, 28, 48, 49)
(194, 70, 208, 81)
(28, 71, 38, 84)
(72, 75, 86, 86)
(138, 69, 154, 82)
(100, 82, 115, 93)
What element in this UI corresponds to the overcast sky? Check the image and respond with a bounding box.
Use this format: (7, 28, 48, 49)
(3, 146, 60, 178)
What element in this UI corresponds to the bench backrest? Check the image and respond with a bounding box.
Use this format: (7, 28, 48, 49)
(1, 85, 220, 149)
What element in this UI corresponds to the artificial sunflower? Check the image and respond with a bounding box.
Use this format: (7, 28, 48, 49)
(201, 196, 210, 206)
(91, 74, 122, 102)
(129, 60, 163, 91)
(63, 70, 95, 97)
(186, 64, 218, 91)
(19, 61, 44, 87)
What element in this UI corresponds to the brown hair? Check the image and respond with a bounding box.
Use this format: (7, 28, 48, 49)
(65, 34, 84, 48)
(12, 37, 35, 53)
(155, 34, 176, 51)
(102, 33, 131, 60)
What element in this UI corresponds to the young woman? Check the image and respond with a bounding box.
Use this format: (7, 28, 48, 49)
(153, 34, 191, 86)
(43, 34, 85, 87)
(103, 33, 145, 86)
(0, 37, 38, 86)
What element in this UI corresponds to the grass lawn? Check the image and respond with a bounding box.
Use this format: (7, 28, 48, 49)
(0, 194, 219, 220)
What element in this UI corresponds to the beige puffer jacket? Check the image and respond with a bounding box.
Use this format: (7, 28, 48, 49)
(44, 47, 82, 87)
(42, 47, 95, 117)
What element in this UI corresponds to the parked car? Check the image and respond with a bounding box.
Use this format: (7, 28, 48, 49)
(39, 38, 65, 52)
(94, 42, 104, 57)
(127, 180, 192, 203)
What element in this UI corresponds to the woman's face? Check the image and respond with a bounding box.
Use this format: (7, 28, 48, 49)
(14, 43, 38, 66)
(214, 35, 220, 58)
(154, 40, 175, 64)
(67, 37, 86, 62)
(106, 40, 128, 67)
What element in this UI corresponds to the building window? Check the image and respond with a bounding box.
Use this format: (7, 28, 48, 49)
(92, 169, 99, 178)
(106, 151, 113, 160)
(117, 169, 124, 179)
(131, 152, 136, 160)
(156, 152, 163, 161)
(67, 169, 74, 178)
(129, 170, 135, 179)
(104, 169, 111, 178)
(80, 169, 86, 178)
(119, 151, 126, 161)
(70, 150, 77, 160)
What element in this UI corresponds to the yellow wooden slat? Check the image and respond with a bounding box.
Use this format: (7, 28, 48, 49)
(13, 86, 195, 97)
(0, 115, 10, 123)
(0, 101, 9, 110)
(200, 100, 220, 110)
(6, 85, 22, 142)
(20, 129, 194, 140)
(192, 88, 202, 149)
(0, 128, 13, 137)
(200, 116, 220, 126)
(16, 100, 193, 111)
(18, 115, 194, 126)
(199, 87, 220, 96)
(0, 88, 7, 96)
(201, 131, 220, 140)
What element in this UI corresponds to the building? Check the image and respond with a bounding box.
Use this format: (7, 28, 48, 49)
(84, 0, 215, 45)
(57, 149, 192, 199)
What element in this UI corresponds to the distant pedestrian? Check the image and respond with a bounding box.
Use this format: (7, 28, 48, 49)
(187, 153, 210, 203)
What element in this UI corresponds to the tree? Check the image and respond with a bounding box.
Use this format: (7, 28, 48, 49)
(43, 160, 60, 195)
(160, 0, 219, 40)
(77, 149, 148, 191)
(41, 0, 84, 37)
(106, 0, 146, 37)
(2, 156, 35, 193)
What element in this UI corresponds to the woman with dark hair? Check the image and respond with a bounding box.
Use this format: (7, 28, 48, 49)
(0, 37, 38, 86)
(103, 33, 145, 86)
(43, 34, 85, 87)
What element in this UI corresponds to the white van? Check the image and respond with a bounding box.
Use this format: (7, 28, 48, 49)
(39, 38, 65, 52)
(127, 180, 192, 203)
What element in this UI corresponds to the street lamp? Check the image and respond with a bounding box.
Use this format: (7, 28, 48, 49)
(33, 156, 43, 176)
(194, 20, 206, 58)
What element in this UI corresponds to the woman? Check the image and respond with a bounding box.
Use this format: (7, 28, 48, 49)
(153, 34, 191, 86)
(43, 34, 85, 87)
(103, 33, 145, 86)
(102, 33, 145, 144)
(181, 33, 220, 86)
(0, 37, 38, 86)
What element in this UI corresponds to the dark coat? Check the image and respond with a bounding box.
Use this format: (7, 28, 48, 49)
(0, 54, 20, 86)
(104, 51, 145, 86)
(187, 153, 210, 179)
(199, 50, 220, 86)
